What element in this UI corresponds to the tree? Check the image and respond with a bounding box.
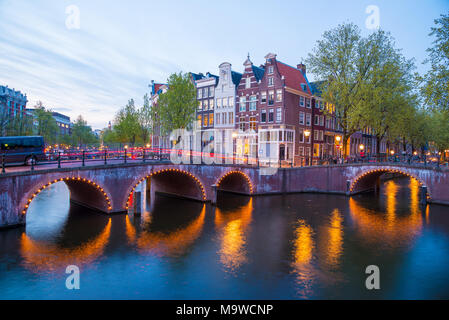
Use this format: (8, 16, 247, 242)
(71, 115, 98, 146)
(429, 109, 449, 160)
(306, 23, 371, 157)
(420, 14, 449, 111)
(138, 93, 152, 144)
(7, 112, 33, 136)
(157, 72, 198, 135)
(34, 101, 58, 144)
(112, 99, 140, 146)
(355, 30, 418, 156)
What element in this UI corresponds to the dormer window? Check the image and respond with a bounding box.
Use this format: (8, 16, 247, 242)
(268, 66, 274, 74)
(245, 77, 251, 89)
(301, 83, 307, 91)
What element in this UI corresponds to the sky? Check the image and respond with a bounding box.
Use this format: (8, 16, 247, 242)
(0, 0, 448, 129)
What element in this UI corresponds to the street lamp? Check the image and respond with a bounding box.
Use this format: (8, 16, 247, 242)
(304, 130, 311, 166)
(359, 144, 364, 151)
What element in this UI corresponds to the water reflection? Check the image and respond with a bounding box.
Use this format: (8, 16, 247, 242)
(214, 197, 253, 273)
(125, 196, 206, 257)
(323, 209, 344, 267)
(349, 178, 423, 250)
(20, 219, 111, 273)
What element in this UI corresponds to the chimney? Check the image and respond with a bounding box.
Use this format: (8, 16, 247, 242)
(297, 63, 306, 74)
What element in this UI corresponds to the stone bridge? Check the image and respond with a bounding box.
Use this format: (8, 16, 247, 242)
(0, 162, 448, 229)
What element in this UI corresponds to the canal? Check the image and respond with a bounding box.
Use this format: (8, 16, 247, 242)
(0, 176, 448, 299)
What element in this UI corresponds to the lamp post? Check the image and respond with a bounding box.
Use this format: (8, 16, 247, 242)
(304, 129, 311, 166)
(124, 145, 128, 163)
(232, 132, 238, 165)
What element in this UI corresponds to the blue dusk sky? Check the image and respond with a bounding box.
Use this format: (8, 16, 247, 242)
(0, 0, 448, 129)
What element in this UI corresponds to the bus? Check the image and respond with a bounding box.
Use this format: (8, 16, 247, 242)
(0, 136, 46, 166)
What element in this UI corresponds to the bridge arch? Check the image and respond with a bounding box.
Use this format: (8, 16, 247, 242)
(124, 168, 207, 210)
(21, 176, 113, 217)
(349, 167, 430, 199)
(215, 170, 253, 195)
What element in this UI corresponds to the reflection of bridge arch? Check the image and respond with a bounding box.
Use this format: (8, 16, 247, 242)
(125, 204, 206, 256)
(349, 168, 430, 200)
(216, 170, 253, 195)
(21, 177, 113, 218)
(124, 168, 207, 210)
(20, 219, 111, 272)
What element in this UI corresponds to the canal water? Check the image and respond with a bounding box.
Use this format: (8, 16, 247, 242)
(0, 177, 448, 299)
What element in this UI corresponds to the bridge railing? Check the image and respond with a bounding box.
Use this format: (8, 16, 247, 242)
(1, 147, 448, 173)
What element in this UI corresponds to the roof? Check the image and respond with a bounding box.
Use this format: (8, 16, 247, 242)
(231, 71, 242, 86)
(190, 72, 204, 82)
(276, 60, 312, 95)
(151, 82, 166, 95)
(309, 81, 326, 96)
(252, 65, 265, 81)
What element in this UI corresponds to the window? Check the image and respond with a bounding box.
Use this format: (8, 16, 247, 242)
(239, 117, 245, 131)
(301, 83, 307, 91)
(229, 112, 233, 124)
(268, 66, 274, 74)
(261, 91, 267, 103)
(216, 97, 221, 108)
(209, 99, 214, 110)
(228, 97, 234, 107)
(299, 112, 305, 125)
(276, 108, 282, 122)
(261, 109, 266, 122)
(209, 113, 214, 126)
(216, 113, 221, 125)
(268, 90, 274, 105)
(198, 89, 202, 99)
(320, 115, 324, 126)
(276, 89, 282, 102)
(314, 115, 319, 125)
(315, 100, 320, 109)
(299, 96, 305, 107)
(249, 95, 257, 111)
(203, 114, 208, 127)
(197, 115, 202, 127)
(314, 130, 319, 141)
(306, 113, 311, 126)
(298, 129, 304, 143)
(269, 109, 274, 122)
(299, 146, 304, 156)
(222, 112, 226, 124)
(249, 116, 256, 131)
(268, 77, 274, 86)
(245, 77, 251, 89)
(209, 87, 214, 97)
(198, 100, 203, 110)
(204, 99, 209, 110)
(306, 147, 311, 156)
(306, 98, 311, 108)
(222, 97, 228, 108)
(239, 96, 246, 112)
(203, 88, 207, 98)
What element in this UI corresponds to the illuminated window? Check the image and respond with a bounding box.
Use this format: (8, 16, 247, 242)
(276, 89, 282, 102)
(249, 116, 256, 131)
(228, 97, 234, 107)
(209, 113, 214, 126)
(203, 114, 208, 127)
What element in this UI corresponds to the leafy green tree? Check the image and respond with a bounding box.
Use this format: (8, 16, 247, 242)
(355, 30, 418, 156)
(429, 109, 449, 160)
(34, 101, 58, 144)
(157, 72, 198, 135)
(71, 115, 98, 146)
(306, 23, 372, 157)
(138, 93, 152, 144)
(113, 99, 140, 146)
(420, 14, 449, 111)
(7, 112, 34, 136)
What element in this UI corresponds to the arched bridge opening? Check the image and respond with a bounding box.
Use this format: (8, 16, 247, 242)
(349, 168, 429, 201)
(216, 170, 253, 196)
(125, 168, 207, 210)
(21, 177, 112, 221)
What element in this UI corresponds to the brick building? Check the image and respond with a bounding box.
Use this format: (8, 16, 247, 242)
(0, 85, 28, 118)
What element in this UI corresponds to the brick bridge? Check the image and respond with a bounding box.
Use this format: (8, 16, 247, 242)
(0, 162, 448, 229)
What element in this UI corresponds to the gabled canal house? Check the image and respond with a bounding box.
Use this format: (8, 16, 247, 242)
(193, 72, 218, 153)
(257, 53, 313, 166)
(235, 54, 265, 163)
(213, 62, 242, 160)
